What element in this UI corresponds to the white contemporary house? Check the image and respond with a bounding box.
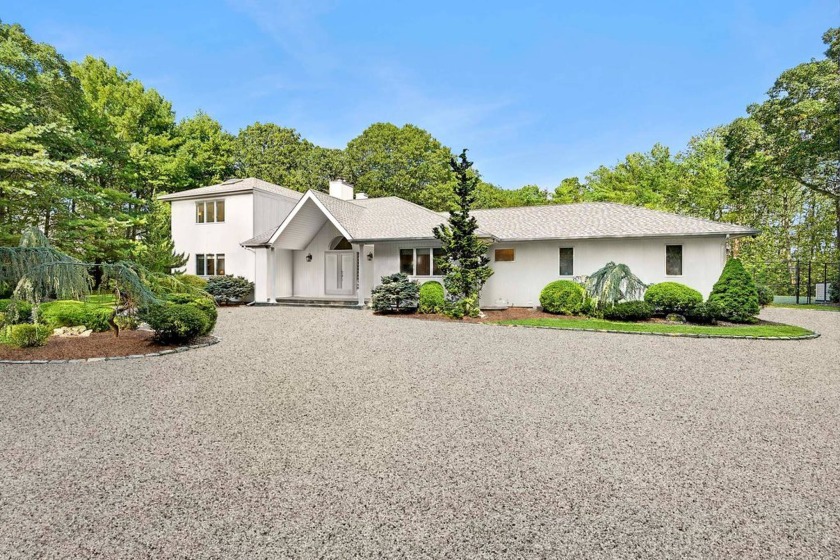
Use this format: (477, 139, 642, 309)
(162, 178, 758, 307)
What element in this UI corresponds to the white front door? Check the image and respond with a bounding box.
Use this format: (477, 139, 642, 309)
(324, 251, 356, 296)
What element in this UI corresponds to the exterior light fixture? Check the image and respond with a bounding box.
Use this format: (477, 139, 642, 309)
(366, 252, 373, 261)
(306, 253, 312, 262)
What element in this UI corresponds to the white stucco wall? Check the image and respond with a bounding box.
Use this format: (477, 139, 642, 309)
(170, 193, 256, 281)
(369, 236, 727, 307)
(481, 236, 727, 307)
(254, 191, 299, 235)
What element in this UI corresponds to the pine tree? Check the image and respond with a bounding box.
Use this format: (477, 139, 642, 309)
(707, 258, 761, 322)
(433, 150, 493, 317)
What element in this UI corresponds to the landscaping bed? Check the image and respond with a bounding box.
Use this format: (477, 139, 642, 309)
(0, 330, 182, 361)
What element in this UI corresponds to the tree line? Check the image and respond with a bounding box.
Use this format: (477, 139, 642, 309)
(1, 20, 837, 293)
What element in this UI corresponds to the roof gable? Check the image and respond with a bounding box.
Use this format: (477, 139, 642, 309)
(158, 178, 303, 202)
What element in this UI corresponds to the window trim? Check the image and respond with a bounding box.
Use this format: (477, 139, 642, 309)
(558, 246, 574, 276)
(195, 253, 226, 276)
(399, 247, 444, 277)
(665, 244, 683, 276)
(195, 200, 226, 224)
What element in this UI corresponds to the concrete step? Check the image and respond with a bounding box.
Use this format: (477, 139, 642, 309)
(268, 299, 362, 309)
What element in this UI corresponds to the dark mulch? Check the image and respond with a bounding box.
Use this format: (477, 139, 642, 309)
(0, 330, 178, 361)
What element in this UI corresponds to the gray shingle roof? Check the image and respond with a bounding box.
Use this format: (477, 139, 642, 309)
(158, 178, 303, 201)
(468, 203, 758, 240)
(242, 195, 758, 247)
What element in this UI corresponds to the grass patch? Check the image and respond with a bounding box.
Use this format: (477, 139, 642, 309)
(83, 294, 117, 306)
(769, 303, 840, 312)
(497, 317, 814, 338)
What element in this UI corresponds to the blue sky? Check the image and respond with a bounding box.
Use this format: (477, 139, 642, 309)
(4, 0, 834, 189)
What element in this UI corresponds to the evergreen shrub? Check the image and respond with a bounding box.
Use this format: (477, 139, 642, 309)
(602, 301, 653, 321)
(371, 273, 419, 313)
(707, 259, 760, 322)
(539, 280, 587, 315)
(644, 282, 702, 314)
(418, 282, 445, 314)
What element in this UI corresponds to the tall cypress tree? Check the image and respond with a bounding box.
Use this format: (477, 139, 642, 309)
(433, 150, 493, 317)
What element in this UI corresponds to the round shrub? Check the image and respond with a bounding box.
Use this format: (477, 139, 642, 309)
(38, 301, 113, 332)
(205, 275, 254, 304)
(165, 293, 217, 334)
(140, 303, 209, 344)
(755, 285, 774, 306)
(602, 301, 653, 322)
(4, 324, 51, 348)
(644, 282, 703, 314)
(707, 259, 760, 323)
(418, 281, 445, 314)
(684, 301, 722, 324)
(176, 274, 208, 291)
(539, 280, 586, 315)
(0, 299, 33, 323)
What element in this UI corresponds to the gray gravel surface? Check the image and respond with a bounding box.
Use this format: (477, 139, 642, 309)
(0, 306, 838, 558)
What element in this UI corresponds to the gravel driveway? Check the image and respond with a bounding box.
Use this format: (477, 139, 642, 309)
(1, 307, 838, 558)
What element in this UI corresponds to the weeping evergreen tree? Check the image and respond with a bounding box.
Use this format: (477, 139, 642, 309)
(433, 150, 493, 318)
(0, 228, 158, 333)
(585, 262, 648, 309)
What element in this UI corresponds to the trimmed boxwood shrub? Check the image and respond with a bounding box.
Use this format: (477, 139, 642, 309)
(540, 280, 587, 315)
(3, 324, 51, 348)
(140, 303, 209, 343)
(418, 281, 445, 314)
(38, 301, 113, 332)
(643, 282, 702, 314)
(602, 301, 653, 321)
(684, 301, 722, 324)
(205, 275, 253, 304)
(166, 293, 217, 335)
(707, 259, 760, 323)
(0, 299, 33, 323)
(176, 274, 208, 291)
(371, 273, 419, 313)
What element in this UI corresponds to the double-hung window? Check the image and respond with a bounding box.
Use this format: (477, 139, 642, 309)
(400, 248, 444, 276)
(196, 253, 225, 276)
(196, 200, 225, 223)
(666, 245, 683, 276)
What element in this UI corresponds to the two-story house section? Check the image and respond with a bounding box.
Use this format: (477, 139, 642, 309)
(159, 178, 302, 282)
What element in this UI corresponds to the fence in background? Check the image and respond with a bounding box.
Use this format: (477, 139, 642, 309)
(748, 260, 839, 304)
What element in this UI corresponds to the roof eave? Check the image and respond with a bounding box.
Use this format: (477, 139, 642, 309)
(489, 230, 760, 242)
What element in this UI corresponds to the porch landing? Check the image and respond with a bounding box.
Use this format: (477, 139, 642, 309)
(257, 296, 365, 309)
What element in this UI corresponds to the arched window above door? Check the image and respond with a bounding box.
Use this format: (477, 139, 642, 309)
(329, 236, 352, 250)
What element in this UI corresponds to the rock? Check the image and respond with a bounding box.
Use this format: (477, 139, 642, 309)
(666, 313, 687, 323)
(53, 325, 92, 337)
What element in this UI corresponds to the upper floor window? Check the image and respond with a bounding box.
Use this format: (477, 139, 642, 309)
(400, 247, 444, 276)
(196, 200, 225, 223)
(559, 247, 574, 276)
(666, 245, 683, 275)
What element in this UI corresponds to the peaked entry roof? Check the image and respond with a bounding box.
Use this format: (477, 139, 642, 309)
(238, 189, 758, 248)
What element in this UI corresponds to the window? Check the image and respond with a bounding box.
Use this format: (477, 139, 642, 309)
(196, 253, 225, 276)
(494, 248, 515, 262)
(559, 247, 574, 276)
(666, 245, 682, 275)
(400, 248, 443, 276)
(195, 200, 225, 223)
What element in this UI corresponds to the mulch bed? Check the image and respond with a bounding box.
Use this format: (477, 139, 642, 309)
(0, 330, 179, 361)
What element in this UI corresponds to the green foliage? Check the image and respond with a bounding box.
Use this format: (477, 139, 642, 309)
(585, 262, 647, 308)
(3, 323, 51, 348)
(433, 151, 493, 318)
(644, 282, 703, 314)
(39, 300, 113, 332)
(755, 285, 774, 306)
(114, 314, 139, 331)
(165, 293, 217, 334)
(140, 302, 209, 343)
(707, 259, 761, 323)
(539, 280, 587, 315)
(371, 273, 419, 313)
(602, 301, 653, 322)
(175, 274, 207, 291)
(829, 276, 839, 303)
(684, 301, 723, 324)
(0, 298, 33, 323)
(205, 275, 253, 304)
(418, 281, 445, 314)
